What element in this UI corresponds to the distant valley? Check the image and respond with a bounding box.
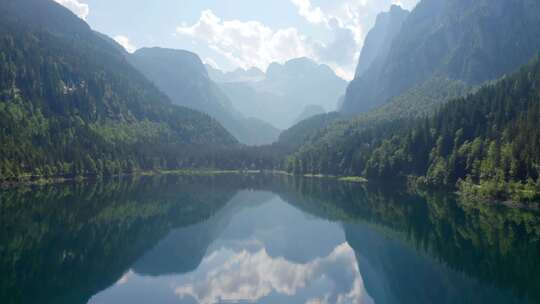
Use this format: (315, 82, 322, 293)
(207, 58, 347, 130)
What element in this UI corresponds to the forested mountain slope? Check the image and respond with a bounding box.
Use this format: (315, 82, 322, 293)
(129, 48, 279, 146)
(342, 0, 540, 115)
(0, 0, 237, 180)
(277, 112, 343, 153)
(288, 56, 540, 202)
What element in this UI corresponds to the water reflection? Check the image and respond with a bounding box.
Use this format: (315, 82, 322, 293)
(91, 193, 372, 303)
(1, 174, 539, 304)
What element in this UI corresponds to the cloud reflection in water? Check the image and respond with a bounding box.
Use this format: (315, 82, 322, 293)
(174, 243, 374, 304)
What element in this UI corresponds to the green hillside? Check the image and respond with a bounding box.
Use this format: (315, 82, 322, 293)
(0, 0, 237, 181)
(287, 56, 540, 202)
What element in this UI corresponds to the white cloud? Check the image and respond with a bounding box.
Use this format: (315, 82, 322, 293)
(176, 1, 419, 80)
(290, 0, 420, 79)
(312, 20, 359, 78)
(287, 0, 368, 79)
(291, 0, 326, 24)
(203, 57, 220, 70)
(176, 10, 357, 79)
(54, 0, 89, 20)
(174, 243, 374, 304)
(113, 35, 137, 53)
(176, 10, 314, 72)
(392, 0, 405, 7)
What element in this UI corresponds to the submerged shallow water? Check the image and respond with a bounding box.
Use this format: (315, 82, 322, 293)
(1, 174, 539, 304)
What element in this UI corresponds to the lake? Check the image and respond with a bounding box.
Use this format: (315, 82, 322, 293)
(1, 174, 539, 304)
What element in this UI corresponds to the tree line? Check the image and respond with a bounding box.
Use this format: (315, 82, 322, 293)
(286, 56, 540, 202)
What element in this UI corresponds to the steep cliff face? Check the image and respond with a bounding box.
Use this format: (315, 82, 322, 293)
(342, 0, 540, 115)
(354, 5, 410, 79)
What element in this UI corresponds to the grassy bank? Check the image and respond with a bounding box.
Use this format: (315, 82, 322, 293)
(338, 176, 368, 183)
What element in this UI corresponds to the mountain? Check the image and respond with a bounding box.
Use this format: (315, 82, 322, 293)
(214, 58, 347, 129)
(206, 65, 265, 83)
(129, 48, 279, 146)
(0, 0, 237, 180)
(263, 58, 346, 114)
(294, 105, 326, 124)
(129, 48, 233, 118)
(354, 5, 409, 78)
(299, 6, 457, 132)
(288, 56, 540, 202)
(276, 112, 343, 153)
(364, 77, 471, 121)
(342, 0, 540, 115)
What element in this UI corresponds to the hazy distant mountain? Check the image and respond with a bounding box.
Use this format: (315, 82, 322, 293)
(342, 0, 540, 115)
(210, 58, 347, 129)
(130, 48, 233, 117)
(129, 48, 280, 145)
(294, 105, 326, 125)
(263, 58, 346, 114)
(206, 65, 265, 83)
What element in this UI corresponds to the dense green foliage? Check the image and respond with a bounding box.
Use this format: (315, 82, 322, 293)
(277, 112, 343, 152)
(288, 57, 540, 202)
(275, 79, 470, 173)
(279, 0, 540, 203)
(0, 0, 237, 181)
(369, 77, 471, 120)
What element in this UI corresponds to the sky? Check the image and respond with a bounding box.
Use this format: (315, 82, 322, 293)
(54, 0, 420, 80)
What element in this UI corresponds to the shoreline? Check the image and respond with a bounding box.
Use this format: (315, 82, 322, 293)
(0, 170, 370, 188)
(2, 171, 538, 210)
(0, 169, 273, 189)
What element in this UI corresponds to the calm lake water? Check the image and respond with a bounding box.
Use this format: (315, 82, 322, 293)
(1, 174, 539, 304)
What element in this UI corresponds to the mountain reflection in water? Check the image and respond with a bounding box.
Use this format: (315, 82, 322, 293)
(1, 174, 539, 304)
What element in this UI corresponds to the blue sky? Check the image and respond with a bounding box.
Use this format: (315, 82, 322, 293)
(54, 0, 419, 79)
